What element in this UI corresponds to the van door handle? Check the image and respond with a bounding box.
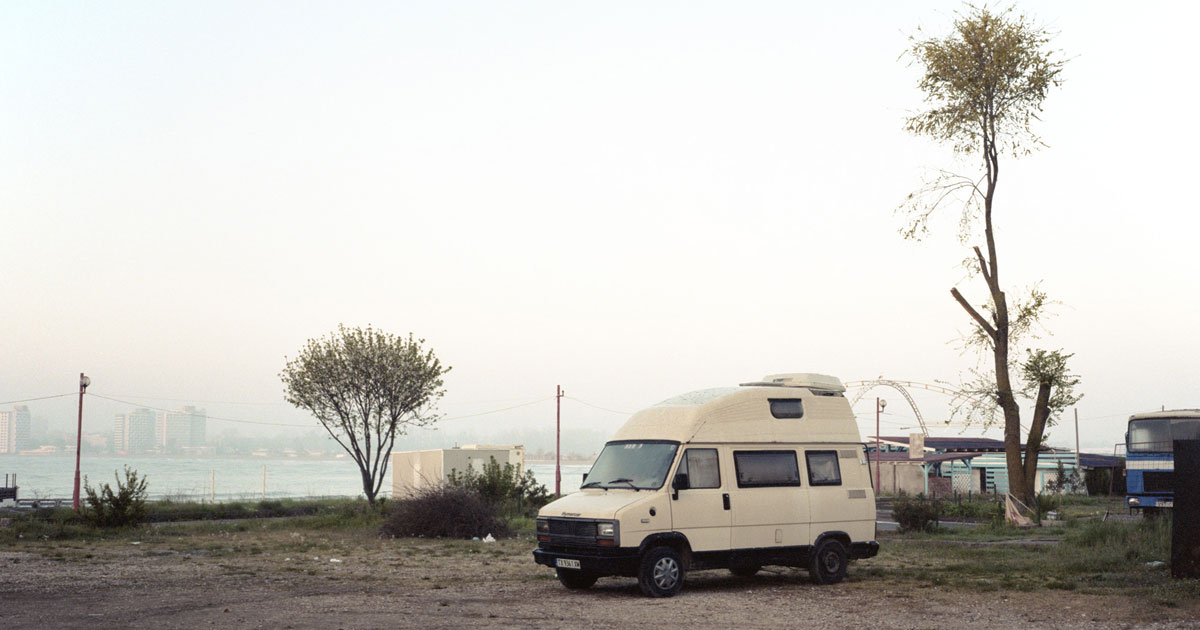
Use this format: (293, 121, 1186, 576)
(722, 493, 730, 510)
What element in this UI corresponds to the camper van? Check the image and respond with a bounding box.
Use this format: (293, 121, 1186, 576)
(532, 373, 879, 597)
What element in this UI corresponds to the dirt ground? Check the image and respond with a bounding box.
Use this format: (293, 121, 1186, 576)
(2, 528, 1198, 630)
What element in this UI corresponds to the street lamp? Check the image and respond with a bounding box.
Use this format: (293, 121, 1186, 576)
(72, 373, 90, 510)
(875, 398, 887, 495)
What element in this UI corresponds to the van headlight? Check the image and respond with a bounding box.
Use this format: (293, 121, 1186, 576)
(597, 521, 616, 537)
(536, 518, 549, 534)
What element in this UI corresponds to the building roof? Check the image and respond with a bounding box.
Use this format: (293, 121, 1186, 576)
(1078, 452, 1123, 468)
(867, 451, 985, 465)
(872, 435, 1007, 452)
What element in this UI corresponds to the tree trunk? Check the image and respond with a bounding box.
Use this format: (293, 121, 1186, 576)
(360, 466, 377, 506)
(1019, 382, 1054, 509)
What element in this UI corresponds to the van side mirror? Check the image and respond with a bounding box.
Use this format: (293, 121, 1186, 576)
(673, 473, 690, 491)
(671, 473, 689, 500)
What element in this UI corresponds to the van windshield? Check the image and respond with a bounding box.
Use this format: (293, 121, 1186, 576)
(583, 441, 679, 490)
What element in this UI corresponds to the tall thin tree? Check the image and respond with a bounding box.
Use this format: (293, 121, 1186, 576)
(901, 4, 1078, 510)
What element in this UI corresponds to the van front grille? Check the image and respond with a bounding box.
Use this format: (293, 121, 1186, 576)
(548, 519, 598, 537)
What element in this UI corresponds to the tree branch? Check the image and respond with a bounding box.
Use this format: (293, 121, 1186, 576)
(951, 287, 997, 340)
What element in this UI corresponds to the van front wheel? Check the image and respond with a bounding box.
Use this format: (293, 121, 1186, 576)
(638, 547, 685, 597)
(809, 539, 847, 585)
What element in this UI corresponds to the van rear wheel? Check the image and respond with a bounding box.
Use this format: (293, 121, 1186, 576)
(809, 539, 848, 585)
(557, 569, 598, 590)
(638, 547, 685, 597)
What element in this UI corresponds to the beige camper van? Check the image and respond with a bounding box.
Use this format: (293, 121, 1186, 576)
(532, 373, 879, 597)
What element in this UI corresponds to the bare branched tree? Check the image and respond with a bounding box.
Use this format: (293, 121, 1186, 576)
(281, 324, 450, 505)
(900, 4, 1079, 509)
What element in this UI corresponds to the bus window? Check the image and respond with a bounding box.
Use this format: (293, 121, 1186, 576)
(1128, 418, 1171, 452)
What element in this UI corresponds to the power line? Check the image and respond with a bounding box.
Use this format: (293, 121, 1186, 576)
(564, 396, 631, 416)
(87, 393, 314, 428)
(0, 393, 77, 405)
(439, 397, 555, 422)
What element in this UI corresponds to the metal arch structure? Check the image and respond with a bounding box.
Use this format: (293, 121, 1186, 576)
(843, 380, 969, 437)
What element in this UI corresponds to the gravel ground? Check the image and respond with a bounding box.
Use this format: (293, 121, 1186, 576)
(2, 531, 1197, 630)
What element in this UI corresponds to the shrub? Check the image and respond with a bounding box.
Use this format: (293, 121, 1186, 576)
(81, 466, 149, 528)
(381, 485, 508, 539)
(893, 494, 941, 532)
(447, 457, 552, 517)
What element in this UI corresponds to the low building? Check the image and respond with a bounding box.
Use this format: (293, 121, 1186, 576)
(391, 445, 525, 497)
(867, 433, 1121, 496)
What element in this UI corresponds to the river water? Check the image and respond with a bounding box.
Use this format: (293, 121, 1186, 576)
(0, 455, 592, 502)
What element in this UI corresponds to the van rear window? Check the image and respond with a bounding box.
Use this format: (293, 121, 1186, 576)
(733, 451, 801, 488)
(805, 451, 842, 486)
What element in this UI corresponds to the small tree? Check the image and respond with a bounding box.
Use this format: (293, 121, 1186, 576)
(281, 324, 449, 506)
(900, 4, 1079, 511)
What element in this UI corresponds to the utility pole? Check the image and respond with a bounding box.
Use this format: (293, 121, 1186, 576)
(875, 398, 886, 495)
(1074, 408, 1080, 473)
(556, 385, 564, 496)
(72, 373, 91, 510)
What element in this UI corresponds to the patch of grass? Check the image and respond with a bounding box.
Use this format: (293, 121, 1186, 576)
(863, 517, 1188, 604)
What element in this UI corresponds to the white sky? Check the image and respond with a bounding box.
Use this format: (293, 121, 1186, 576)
(3, 1, 1198, 453)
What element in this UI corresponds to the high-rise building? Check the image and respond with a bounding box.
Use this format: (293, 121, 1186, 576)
(12, 406, 31, 452)
(159, 406, 206, 451)
(185, 406, 206, 448)
(0, 411, 11, 453)
(127, 408, 157, 453)
(113, 414, 129, 452)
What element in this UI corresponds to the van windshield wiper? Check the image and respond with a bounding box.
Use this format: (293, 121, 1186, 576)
(607, 478, 640, 491)
(580, 481, 605, 489)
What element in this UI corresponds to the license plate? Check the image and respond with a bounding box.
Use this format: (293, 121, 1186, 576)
(556, 558, 581, 569)
(1160, 500, 1173, 508)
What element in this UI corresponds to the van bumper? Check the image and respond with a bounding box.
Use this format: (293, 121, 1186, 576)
(849, 541, 879, 560)
(532, 546, 641, 577)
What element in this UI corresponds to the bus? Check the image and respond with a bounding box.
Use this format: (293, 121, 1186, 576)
(1125, 410, 1200, 514)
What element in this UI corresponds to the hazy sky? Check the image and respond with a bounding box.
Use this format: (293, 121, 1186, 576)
(3, 1, 1198, 453)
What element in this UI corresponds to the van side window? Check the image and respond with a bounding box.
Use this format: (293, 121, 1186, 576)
(768, 399, 804, 419)
(733, 451, 801, 488)
(679, 448, 721, 489)
(805, 450, 842, 486)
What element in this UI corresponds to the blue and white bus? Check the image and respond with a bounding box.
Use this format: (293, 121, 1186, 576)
(1125, 410, 1200, 514)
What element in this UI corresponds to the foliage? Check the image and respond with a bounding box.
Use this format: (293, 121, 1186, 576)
(142, 497, 362, 523)
(1062, 517, 1171, 569)
(893, 494, 942, 532)
(1044, 459, 1085, 495)
(381, 485, 509, 539)
(446, 456, 552, 518)
(899, 3, 1073, 510)
(940, 496, 1004, 520)
(1085, 467, 1124, 496)
(280, 324, 450, 505)
(81, 466, 149, 528)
